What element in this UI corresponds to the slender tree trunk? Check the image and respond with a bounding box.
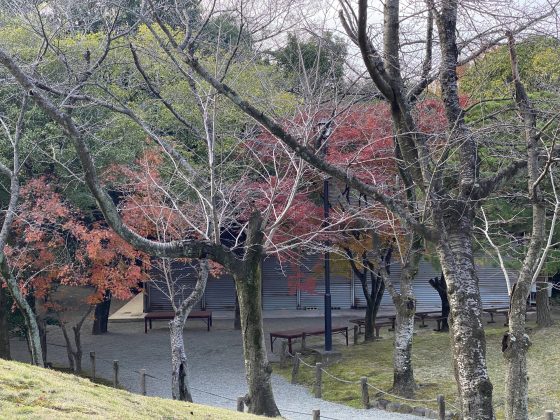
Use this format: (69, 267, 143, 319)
(92, 290, 111, 335)
(60, 323, 76, 371)
(502, 34, 547, 420)
(167, 259, 208, 401)
(437, 233, 494, 420)
(170, 316, 192, 402)
(0, 256, 43, 367)
(37, 314, 48, 366)
(390, 247, 418, 398)
(392, 295, 416, 397)
(59, 306, 92, 373)
(364, 301, 375, 341)
(536, 279, 553, 327)
(0, 286, 11, 359)
(234, 260, 280, 417)
(503, 284, 532, 420)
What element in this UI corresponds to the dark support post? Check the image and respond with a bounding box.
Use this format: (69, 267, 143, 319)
(90, 351, 96, 380)
(291, 352, 301, 384)
(314, 362, 322, 398)
(324, 178, 332, 352)
(361, 377, 369, 408)
(113, 360, 119, 387)
(437, 395, 445, 420)
(140, 369, 146, 395)
(353, 325, 359, 345)
(312, 409, 321, 420)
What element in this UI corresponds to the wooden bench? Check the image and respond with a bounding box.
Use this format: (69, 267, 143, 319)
(144, 310, 213, 333)
(419, 314, 448, 331)
(414, 310, 443, 328)
(484, 306, 536, 326)
(349, 318, 394, 338)
(270, 326, 348, 354)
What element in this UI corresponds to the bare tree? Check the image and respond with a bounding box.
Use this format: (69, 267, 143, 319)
(0, 96, 43, 366)
(145, 1, 559, 417)
(500, 33, 559, 420)
(148, 258, 209, 402)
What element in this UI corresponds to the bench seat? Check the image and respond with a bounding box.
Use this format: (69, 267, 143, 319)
(270, 326, 348, 354)
(348, 318, 393, 338)
(144, 310, 213, 333)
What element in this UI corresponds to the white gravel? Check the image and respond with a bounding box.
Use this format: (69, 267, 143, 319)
(10, 316, 421, 419)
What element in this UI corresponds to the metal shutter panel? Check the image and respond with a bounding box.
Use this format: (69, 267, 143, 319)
(145, 263, 204, 312)
(205, 273, 237, 310)
(262, 257, 298, 310)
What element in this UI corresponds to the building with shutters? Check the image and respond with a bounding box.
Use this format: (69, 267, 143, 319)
(143, 256, 514, 313)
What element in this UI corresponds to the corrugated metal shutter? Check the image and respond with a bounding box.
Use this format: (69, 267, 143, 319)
(477, 265, 513, 307)
(205, 273, 237, 310)
(412, 260, 441, 311)
(299, 254, 353, 310)
(331, 271, 353, 309)
(262, 257, 298, 310)
(145, 263, 204, 312)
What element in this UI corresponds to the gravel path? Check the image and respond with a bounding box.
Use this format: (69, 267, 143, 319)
(10, 315, 421, 419)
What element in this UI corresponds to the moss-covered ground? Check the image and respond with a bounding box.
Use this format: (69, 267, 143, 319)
(275, 311, 560, 419)
(0, 359, 262, 419)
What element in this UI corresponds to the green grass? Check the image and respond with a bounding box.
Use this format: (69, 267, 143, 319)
(0, 359, 262, 419)
(274, 314, 560, 419)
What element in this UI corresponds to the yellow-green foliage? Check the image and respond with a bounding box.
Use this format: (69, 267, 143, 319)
(275, 313, 560, 419)
(0, 359, 262, 419)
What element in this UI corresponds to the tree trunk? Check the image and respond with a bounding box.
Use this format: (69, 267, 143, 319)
(364, 301, 375, 341)
(170, 316, 192, 402)
(503, 284, 532, 420)
(168, 259, 208, 402)
(234, 261, 280, 417)
(0, 286, 11, 359)
(60, 323, 76, 371)
(536, 279, 553, 327)
(92, 290, 111, 335)
(37, 314, 48, 366)
(0, 256, 43, 367)
(60, 306, 92, 373)
(437, 234, 494, 420)
(429, 273, 450, 332)
(392, 295, 416, 397)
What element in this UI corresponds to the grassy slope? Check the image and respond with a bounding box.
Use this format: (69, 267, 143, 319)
(0, 359, 260, 419)
(275, 315, 560, 419)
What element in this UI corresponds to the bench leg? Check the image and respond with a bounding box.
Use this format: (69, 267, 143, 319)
(488, 313, 495, 324)
(149, 319, 153, 329)
(345, 329, 348, 346)
(206, 317, 210, 332)
(144, 318, 148, 334)
(419, 316, 428, 328)
(388, 317, 395, 331)
(270, 335, 274, 352)
(288, 338, 292, 355)
(375, 325, 381, 338)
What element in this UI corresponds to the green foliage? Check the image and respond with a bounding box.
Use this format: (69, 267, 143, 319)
(274, 32, 347, 90)
(462, 36, 560, 99)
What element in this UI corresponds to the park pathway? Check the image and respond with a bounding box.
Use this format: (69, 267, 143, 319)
(10, 316, 420, 419)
